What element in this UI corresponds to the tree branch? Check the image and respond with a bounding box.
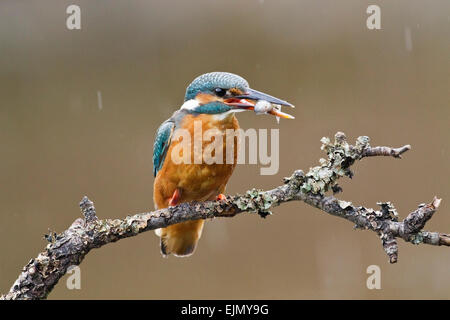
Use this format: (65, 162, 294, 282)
(1, 132, 445, 300)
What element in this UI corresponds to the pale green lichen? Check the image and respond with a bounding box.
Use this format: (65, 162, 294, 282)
(320, 136, 331, 148)
(127, 218, 147, 234)
(355, 136, 370, 152)
(235, 188, 275, 218)
(283, 170, 305, 187)
(338, 200, 353, 209)
(301, 132, 366, 195)
(409, 232, 424, 245)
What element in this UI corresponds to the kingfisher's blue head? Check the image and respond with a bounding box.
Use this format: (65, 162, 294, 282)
(180, 72, 294, 119)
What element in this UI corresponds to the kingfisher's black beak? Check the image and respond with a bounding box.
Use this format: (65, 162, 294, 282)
(235, 88, 294, 107)
(224, 88, 295, 119)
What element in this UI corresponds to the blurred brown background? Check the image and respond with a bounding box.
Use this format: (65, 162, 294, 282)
(0, 0, 449, 299)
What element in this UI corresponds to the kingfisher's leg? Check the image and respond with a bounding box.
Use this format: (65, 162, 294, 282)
(216, 194, 226, 201)
(169, 188, 182, 206)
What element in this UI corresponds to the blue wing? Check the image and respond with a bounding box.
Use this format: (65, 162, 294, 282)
(152, 120, 175, 177)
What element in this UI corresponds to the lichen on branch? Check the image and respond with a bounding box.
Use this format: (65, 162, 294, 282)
(0, 132, 444, 300)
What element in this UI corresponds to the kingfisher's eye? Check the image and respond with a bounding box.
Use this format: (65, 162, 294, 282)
(214, 88, 226, 97)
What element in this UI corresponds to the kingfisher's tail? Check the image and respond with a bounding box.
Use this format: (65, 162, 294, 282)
(155, 220, 204, 257)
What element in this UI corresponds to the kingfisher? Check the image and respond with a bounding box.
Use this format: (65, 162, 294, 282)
(152, 72, 294, 257)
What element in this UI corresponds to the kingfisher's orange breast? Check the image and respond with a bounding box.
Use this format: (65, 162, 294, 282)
(153, 113, 240, 208)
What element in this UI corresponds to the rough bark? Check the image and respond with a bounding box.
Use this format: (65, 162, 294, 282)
(1, 132, 445, 300)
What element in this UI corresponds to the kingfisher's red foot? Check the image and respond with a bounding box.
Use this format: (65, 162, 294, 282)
(216, 194, 226, 201)
(169, 188, 182, 206)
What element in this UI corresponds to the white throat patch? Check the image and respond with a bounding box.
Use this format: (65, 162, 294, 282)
(180, 99, 200, 111)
